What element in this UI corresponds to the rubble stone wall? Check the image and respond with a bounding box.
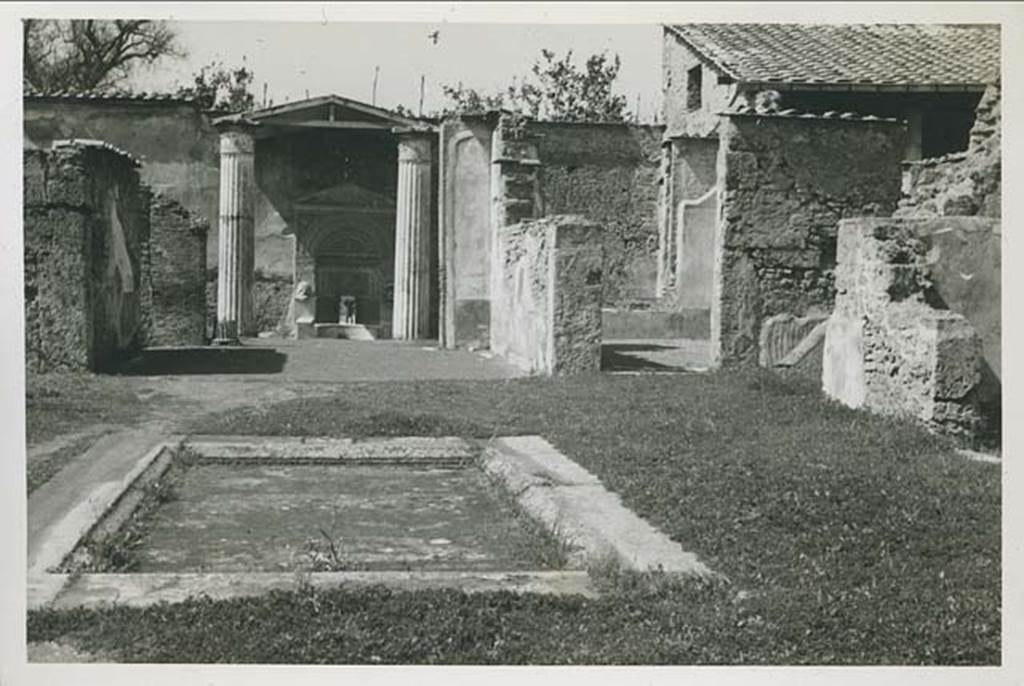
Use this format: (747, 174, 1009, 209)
(898, 84, 1000, 219)
(530, 121, 663, 306)
(24, 143, 150, 372)
(147, 195, 209, 346)
(715, 114, 905, 365)
(491, 215, 604, 375)
(823, 217, 983, 436)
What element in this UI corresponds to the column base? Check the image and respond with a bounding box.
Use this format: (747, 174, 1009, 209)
(212, 336, 242, 346)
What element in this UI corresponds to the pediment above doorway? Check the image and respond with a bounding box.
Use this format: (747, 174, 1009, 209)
(293, 182, 395, 213)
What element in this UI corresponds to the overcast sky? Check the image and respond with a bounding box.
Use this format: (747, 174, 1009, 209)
(128, 21, 665, 121)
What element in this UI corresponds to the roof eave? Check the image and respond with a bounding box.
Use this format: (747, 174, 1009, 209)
(663, 24, 744, 82)
(745, 81, 991, 93)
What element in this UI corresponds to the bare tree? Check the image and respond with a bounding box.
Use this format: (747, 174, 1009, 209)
(23, 19, 182, 92)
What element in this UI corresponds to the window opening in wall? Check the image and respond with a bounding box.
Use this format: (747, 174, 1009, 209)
(686, 65, 703, 111)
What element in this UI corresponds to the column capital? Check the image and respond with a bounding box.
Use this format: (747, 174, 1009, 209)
(396, 132, 434, 164)
(219, 127, 255, 155)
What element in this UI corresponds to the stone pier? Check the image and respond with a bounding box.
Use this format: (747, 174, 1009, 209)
(214, 128, 255, 344)
(392, 133, 433, 340)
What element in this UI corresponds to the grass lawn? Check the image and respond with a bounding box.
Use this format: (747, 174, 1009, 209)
(25, 372, 150, 446)
(24, 372, 155, 494)
(26, 369, 1000, 664)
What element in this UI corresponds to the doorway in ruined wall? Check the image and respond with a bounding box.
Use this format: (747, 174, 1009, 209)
(314, 262, 384, 328)
(306, 221, 393, 339)
(669, 137, 719, 322)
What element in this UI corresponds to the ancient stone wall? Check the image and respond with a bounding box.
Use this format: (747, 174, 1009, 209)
(898, 84, 1000, 219)
(24, 143, 150, 372)
(146, 195, 208, 346)
(823, 218, 984, 437)
(714, 114, 906, 365)
(529, 121, 663, 306)
(24, 98, 219, 259)
(491, 215, 603, 375)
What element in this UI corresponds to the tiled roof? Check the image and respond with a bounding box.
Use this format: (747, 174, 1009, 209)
(721, 103, 902, 123)
(666, 23, 1000, 87)
(24, 81, 197, 104)
(50, 138, 142, 167)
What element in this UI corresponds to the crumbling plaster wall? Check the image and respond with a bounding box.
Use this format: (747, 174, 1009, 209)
(898, 84, 1000, 219)
(891, 84, 1001, 419)
(24, 144, 150, 372)
(530, 121, 663, 306)
(24, 99, 218, 253)
(147, 195, 208, 346)
(713, 114, 906, 365)
(823, 218, 983, 437)
(491, 215, 604, 374)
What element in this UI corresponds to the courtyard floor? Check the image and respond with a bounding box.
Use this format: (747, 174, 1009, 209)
(23, 338, 1000, 665)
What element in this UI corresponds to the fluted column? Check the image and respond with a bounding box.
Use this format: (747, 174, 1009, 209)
(214, 128, 255, 344)
(392, 133, 433, 339)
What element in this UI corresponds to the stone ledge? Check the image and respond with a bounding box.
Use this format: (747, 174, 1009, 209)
(185, 435, 477, 465)
(481, 436, 719, 579)
(49, 570, 598, 609)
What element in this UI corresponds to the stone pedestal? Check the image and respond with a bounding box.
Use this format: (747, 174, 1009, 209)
(392, 133, 433, 340)
(214, 128, 255, 344)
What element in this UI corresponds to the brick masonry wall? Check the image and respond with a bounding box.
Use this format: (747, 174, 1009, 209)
(714, 115, 905, 365)
(491, 215, 604, 374)
(147, 195, 208, 346)
(24, 144, 150, 372)
(898, 84, 1000, 219)
(529, 121, 663, 306)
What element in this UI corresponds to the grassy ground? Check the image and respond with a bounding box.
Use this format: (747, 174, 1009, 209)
(25, 372, 155, 494)
(26, 369, 1000, 664)
(25, 372, 150, 446)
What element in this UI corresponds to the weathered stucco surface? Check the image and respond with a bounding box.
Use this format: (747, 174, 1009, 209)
(532, 122, 662, 307)
(24, 99, 219, 258)
(662, 29, 736, 138)
(714, 114, 905, 365)
(147, 195, 208, 346)
(440, 118, 494, 349)
(492, 215, 603, 375)
(24, 144, 149, 371)
(913, 218, 1000, 384)
(823, 218, 983, 436)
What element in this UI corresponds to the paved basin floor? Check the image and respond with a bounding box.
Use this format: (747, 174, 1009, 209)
(135, 464, 553, 572)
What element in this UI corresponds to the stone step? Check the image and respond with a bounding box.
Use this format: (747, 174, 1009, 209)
(315, 323, 379, 340)
(601, 307, 710, 341)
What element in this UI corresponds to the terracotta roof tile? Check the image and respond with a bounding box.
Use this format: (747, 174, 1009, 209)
(50, 138, 143, 167)
(667, 23, 1000, 87)
(23, 81, 198, 104)
(721, 102, 902, 123)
